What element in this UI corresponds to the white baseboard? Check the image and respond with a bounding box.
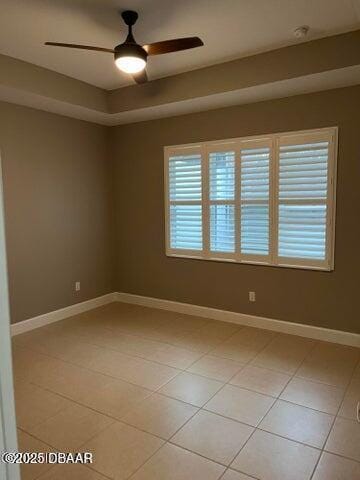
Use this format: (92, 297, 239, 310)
(115, 292, 360, 348)
(10, 290, 360, 348)
(11, 293, 117, 336)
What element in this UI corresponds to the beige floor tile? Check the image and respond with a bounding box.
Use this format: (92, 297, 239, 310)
(90, 349, 180, 390)
(147, 344, 203, 369)
(15, 330, 104, 366)
(145, 323, 203, 343)
(296, 343, 359, 388)
(31, 360, 113, 401)
(171, 330, 224, 353)
(162, 314, 209, 331)
(194, 321, 240, 341)
(221, 470, 255, 480)
(231, 430, 320, 480)
(143, 326, 193, 344)
(296, 362, 355, 389)
(83, 422, 164, 480)
(172, 410, 254, 465)
(227, 327, 276, 349)
(37, 464, 108, 480)
(211, 341, 260, 363)
(187, 355, 244, 382)
(17, 430, 54, 480)
(147, 325, 193, 348)
(130, 443, 225, 480)
(280, 377, 344, 414)
(312, 452, 360, 480)
(230, 365, 291, 397)
(14, 309, 359, 480)
(338, 378, 360, 420)
(310, 343, 359, 365)
(260, 400, 334, 448)
(112, 320, 164, 338)
(251, 335, 315, 375)
(205, 385, 275, 426)
(159, 372, 223, 407)
(77, 377, 152, 420)
(12, 346, 60, 384)
(29, 404, 114, 451)
(95, 332, 165, 359)
(60, 341, 111, 368)
(325, 417, 360, 462)
(15, 381, 72, 430)
(122, 393, 198, 439)
(12, 329, 48, 349)
(45, 320, 113, 344)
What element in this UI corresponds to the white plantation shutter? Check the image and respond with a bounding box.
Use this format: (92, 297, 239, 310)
(209, 150, 236, 253)
(240, 143, 271, 257)
(278, 204, 327, 259)
(169, 154, 202, 201)
(165, 128, 336, 270)
(276, 132, 335, 268)
(167, 150, 203, 251)
(169, 205, 202, 250)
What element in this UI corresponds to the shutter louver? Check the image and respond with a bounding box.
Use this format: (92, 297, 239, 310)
(209, 151, 235, 253)
(278, 205, 326, 259)
(169, 154, 202, 201)
(241, 204, 269, 255)
(240, 147, 270, 255)
(210, 152, 235, 200)
(279, 142, 328, 200)
(170, 205, 202, 250)
(210, 205, 235, 252)
(169, 153, 203, 251)
(278, 141, 329, 261)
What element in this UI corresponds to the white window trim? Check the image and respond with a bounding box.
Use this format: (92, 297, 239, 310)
(164, 127, 338, 271)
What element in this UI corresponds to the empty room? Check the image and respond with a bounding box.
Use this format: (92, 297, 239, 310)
(0, 1, 360, 479)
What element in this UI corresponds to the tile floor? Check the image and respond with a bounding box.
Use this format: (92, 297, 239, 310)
(11, 302, 360, 480)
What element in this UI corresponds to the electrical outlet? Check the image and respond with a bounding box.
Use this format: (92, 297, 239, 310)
(249, 291, 256, 302)
(75, 281, 81, 292)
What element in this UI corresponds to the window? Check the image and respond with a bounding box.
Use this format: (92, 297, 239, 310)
(165, 127, 337, 270)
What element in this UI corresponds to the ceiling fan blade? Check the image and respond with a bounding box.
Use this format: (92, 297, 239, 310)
(144, 37, 203, 56)
(45, 42, 114, 53)
(132, 69, 148, 84)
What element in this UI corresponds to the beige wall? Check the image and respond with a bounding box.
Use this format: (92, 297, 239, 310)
(111, 85, 360, 334)
(0, 102, 115, 324)
(1, 84, 359, 333)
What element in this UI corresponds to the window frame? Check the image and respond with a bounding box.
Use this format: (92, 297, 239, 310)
(164, 127, 338, 271)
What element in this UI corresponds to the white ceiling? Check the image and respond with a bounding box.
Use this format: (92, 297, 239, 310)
(1, 0, 360, 90)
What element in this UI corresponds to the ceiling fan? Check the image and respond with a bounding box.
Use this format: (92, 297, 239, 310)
(45, 10, 204, 84)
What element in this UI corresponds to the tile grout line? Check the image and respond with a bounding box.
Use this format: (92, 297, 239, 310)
(87, 326, 278, 480)
(217, 336, 332, 475)
(177, 333, 297, 476)
(22, 321, 245, 480)
(16, 324, 319, 478)
(13, 308, 360, 479)
(111, 328, 250, 480)
(199, 332, 304, 476)
(308, 354, 360, 479)
(17, 427, 114, 480)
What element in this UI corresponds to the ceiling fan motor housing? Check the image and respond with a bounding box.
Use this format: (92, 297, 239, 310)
(121, 10, 139, 27)
(114, 43, 148, 63)
(115, 10, 147, 64)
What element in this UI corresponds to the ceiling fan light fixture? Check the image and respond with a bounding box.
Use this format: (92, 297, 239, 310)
(115, 55, 146, 73)
(45, 9, 204, 84)
(114, 43, 147, 73)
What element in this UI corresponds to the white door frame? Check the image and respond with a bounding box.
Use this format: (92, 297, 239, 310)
(0, 156, 21, 479)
